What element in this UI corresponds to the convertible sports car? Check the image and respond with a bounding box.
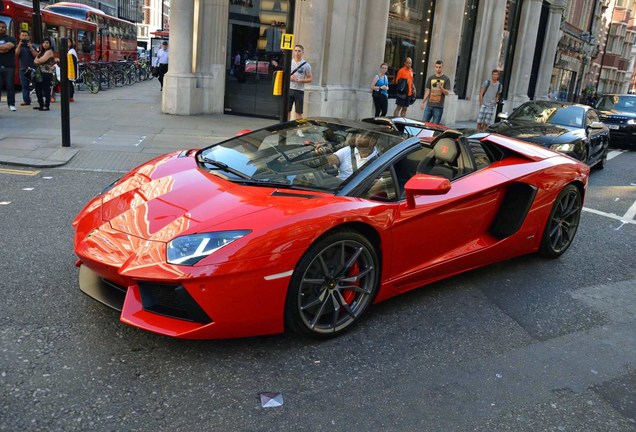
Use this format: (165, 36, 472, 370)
(73, 118, 589, 340)
(487, 100, 609, 168)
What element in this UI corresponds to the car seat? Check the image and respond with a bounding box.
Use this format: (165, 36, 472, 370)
(415, 138, 460, 180)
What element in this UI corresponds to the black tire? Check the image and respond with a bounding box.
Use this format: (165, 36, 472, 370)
(285, 229, 380, 338)
(539, 184, 582, 258)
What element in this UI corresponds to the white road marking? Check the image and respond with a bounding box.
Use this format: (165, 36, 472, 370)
(607, 150, 624, 160)
(623, 200, 636, 221)
(22, 188, 34, 191)
(135, 136, 147, 147)
(583, 206, 636, 226)
(0, 201, 11, 205)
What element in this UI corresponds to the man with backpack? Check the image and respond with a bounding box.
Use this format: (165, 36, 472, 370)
(477, 69, 503, 130)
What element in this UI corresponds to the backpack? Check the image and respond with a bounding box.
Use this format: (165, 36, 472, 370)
(484, 80, 502, 95)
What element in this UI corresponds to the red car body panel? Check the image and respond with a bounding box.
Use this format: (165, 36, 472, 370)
(73, 131, 589, 339)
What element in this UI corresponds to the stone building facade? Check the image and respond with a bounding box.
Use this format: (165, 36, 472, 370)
(161, 0, 634, 121)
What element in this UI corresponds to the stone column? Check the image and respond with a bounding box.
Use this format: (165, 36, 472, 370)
(455, 0, 506, 122)
(195, 0, 229, 114)
(162, 0, 199, 115)
(507, 0, 542, 110)
(535, 1, 566, 100)
(428, 0, 465, 126)
(296, 0, 389, 119)
(360, 1, 390, 117)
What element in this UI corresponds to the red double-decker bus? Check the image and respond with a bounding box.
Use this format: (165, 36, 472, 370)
(0, 0, 136, 65)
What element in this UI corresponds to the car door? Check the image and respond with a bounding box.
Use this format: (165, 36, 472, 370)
(585, 109, 604, 163)
(386, 142, 511, 293)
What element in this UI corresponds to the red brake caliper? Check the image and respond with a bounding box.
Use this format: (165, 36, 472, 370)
(341, 260, 359, 306)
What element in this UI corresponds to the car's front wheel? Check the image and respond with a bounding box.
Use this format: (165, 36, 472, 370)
(539, 184, 582, 258)
(285, 229, 380, 338)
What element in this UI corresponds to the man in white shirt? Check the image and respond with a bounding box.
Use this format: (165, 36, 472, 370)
(155, 41, 169, 91)
(322, 133, 378, 180)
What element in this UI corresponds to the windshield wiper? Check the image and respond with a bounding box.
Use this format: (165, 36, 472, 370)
(199, 155, 251, 179)
(237, 177, 292, 187)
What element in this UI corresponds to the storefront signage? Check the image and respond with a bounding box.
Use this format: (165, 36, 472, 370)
(281, 33, 294, 50)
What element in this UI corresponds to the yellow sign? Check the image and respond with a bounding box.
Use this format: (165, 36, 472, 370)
(20, 23, 29, 31)
(281, 33, 294, 51)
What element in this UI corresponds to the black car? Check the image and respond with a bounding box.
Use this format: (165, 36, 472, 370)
(487, 101, 609, 168)
(595, 94, 636, 147)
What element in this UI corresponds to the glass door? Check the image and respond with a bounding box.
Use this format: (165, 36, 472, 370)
(225, 0, 289, 119)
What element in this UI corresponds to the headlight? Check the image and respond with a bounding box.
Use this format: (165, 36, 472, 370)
(550, 143, 575, 152)
(167, 230, 251, 266)
(627, 119, 636, 125)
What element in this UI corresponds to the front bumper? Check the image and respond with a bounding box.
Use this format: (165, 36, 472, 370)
(599, 119, 636, 146)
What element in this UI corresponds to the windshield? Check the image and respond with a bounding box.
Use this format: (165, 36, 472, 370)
(596, 95, 636, 114)
(199, 120, 404, 192)
(509, 102, 585, 128)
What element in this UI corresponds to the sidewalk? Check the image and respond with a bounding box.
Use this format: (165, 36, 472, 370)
(0, 80, 275, 171)
(0, 80, 474, 171)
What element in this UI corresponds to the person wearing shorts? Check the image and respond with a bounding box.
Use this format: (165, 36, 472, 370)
(289, 44, 312, 119)
(393, 57, 414, 117)
(477, 69, 502, 130)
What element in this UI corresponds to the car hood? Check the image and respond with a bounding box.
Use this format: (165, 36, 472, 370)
(487, 120, 574, 146)
(98, 153, 332, 242)
(596, 109, 636, 120)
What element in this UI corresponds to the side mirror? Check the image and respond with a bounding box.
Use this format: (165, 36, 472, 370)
(588, 121, 605, 129)
(404, 174, 451, 208)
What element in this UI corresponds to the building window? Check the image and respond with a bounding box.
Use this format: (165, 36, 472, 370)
(385, 0, 436, 97)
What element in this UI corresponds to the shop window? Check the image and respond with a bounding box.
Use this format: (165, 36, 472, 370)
(385, 0, 436, 98)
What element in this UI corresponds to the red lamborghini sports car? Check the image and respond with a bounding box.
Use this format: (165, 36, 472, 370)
(73, 118, 590, 340)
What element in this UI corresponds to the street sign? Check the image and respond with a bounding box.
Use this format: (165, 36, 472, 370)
(281, 33, 294, 50)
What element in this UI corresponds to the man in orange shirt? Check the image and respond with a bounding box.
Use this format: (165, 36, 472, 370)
(393, 57, 414, 117)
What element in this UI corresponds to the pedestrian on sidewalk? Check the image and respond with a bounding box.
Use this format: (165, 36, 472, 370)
(476, 69, 502, 130)
(289, 44, 312, 120)
(33, 37, 55, 111)
(0, 21, 17, 111)
(67, 39, 78, 102)
(420, 60, 451, 125)
(15, 30, 36, 106)
(155, 41, 169, 91)
(393, 57, 414, 118)
(370, 63, 389, 117)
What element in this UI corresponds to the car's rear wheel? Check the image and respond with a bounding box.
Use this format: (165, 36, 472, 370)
(539, 184, 582, 258)
(285, 229, 379, 338)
